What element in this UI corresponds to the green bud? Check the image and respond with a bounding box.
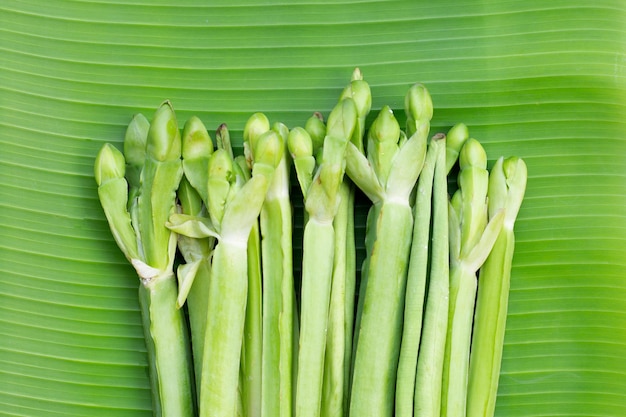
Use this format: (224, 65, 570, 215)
(489, 156, 527, 226)
(146, 101, 181, 162)
(368, 106, 400, 144)
(182, 116, 213, 160)
(340, 68, 372, 121)
(503, 156, 524, 182)
(326, 98, 358, 142)
(95, 143, 125, 186)
(244, 112, 271, 151)
(273, 122, 290, 143)
(123, 113, 150, 168)
(446, 123, 470, 173)
(253, 130, 283, 169)
(305, 112, 326, 155)
(288, 127, 313, 158)
(404, 83, 434, 123)
(459, 138, 487, 170)
(207, 149, 234, 228)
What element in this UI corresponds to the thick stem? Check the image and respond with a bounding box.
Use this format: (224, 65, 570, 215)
(200, 240, 248, 417)
(414, 137, 448, 417)
(467, 228, 515, 417)
(322, 180, 354, 417)
(349, 202, 413, 417)
(295, 219, 335, 417)
(261, 166, 295, 417)
(139, 276, 195, 417)
(186, 260, 211, 392)
(395, 138, 438, 417)
(441, 265, 478, 417)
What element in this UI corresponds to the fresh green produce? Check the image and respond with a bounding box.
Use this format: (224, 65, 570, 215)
(95, 70, 526, 417)
(346, 83, 430, 417)
(412, 133, 448, 417)
(322, 68, 371, 417)
(168, 129, 282, 417)
(395, 133, 440, 417)
(467, 156, 527, 417)
(243, 113, 296, 417)
(441, 138, 505, 417)
(94, 102, 194, 417)
(290, 94, 358, 417)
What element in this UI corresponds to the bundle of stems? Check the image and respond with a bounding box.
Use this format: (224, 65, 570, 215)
(94, 70, 526, 417)
(168, 127, 282, 417)
(346, 83, 431, 417)
(467, 156, 527, 417)
(95, 102, 194, 417)
(441, 139, 505, 417)
(289, 90, 358, 417)
(319, 69, 370, 417)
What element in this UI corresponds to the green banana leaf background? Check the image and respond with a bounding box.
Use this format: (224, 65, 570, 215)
(1, 0, 625, 416)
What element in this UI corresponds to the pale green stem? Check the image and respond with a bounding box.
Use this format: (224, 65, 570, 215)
(176, 178, 213, 395)
(261, 158, 295, 417)
(467, 229, 514, 417)
(200, 241, 249, 417)
(139, 276, 195, 417)
(395, 137, 439, 417)
(414, 136, 448, 417)
(321, 179, 354, 417)
(467, 156, 527, 417)
(242, 221, 263, 417)
(342, 183, 356, 413)
(295, 218, 335, 417)
(441, 264, 478, 417)
(349, 202, 413, 417)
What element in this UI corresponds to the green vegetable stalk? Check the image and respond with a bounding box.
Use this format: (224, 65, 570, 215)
(168, 128, 282, 417)
(467, 156, 527, 417)
(412, 133, 447, 417)
(347, 83, 430, 417)
(394, 134, 440, 417)
(244, 113, 296, 417)
(290, 95, 358, 417)
(441, 139, 505, 417)
(169, 116, 215, 398)
(322, 68, 370, 417)
(235, 145, 264, 417)
(94, 102, 194, 417)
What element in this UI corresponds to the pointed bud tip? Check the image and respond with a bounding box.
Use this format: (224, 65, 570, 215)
(123, 113, 150, 166)
(254, 130, 283, 168)
(288, 127, 313, 158)
(503, 156, 526, 179)
(326, 97, 358, 141)
(305, 113, 326, 154)
(95, 143, 125, 186)
(369, 105, 400, 143)
(182, 116, 213, 159)
(243, 113, 271, 147)
(447, 123, 469, 150)
(404, 83, 434, 123)
(147, 101, 181, 161)
(459, 138, 487, 170)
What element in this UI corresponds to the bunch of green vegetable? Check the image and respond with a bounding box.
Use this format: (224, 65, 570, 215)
(95, 70, 526, 417)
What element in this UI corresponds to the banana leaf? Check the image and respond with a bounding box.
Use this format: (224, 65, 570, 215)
(1, 0, 625, 416)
